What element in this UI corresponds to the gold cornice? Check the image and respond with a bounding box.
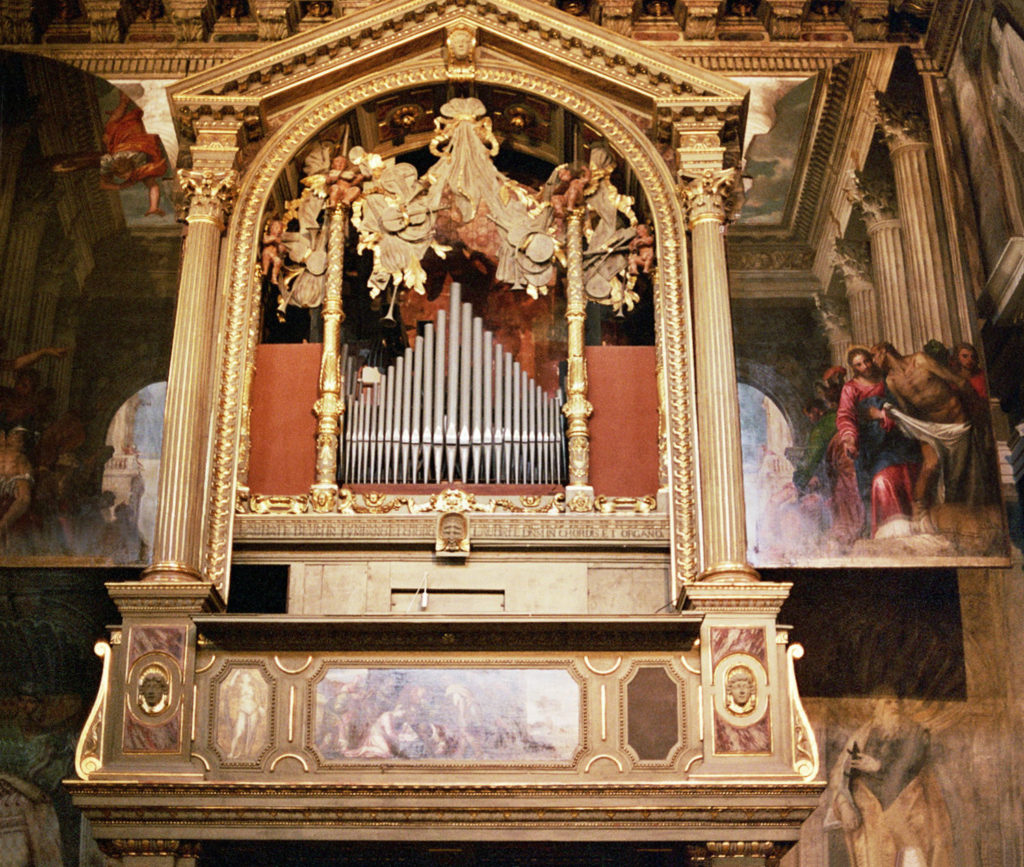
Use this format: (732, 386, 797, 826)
(166, 0, 747, 121)
(232, 512, 670, 546)
(67, 779, 825, 797)
(10, 39, 917, 81)
(106, 581, 224, 617)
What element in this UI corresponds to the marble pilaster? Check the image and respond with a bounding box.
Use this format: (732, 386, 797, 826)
(681, 168, 757, 583)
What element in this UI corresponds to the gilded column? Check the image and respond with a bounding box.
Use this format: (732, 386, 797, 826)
(832, 238, 879, 346)
(875, 94, 958, 347)
(849, 171, 915, 354)
(143, 121, 240, 584)
(681, 169, 758, 583)
(562, 209, 594, 512)
(310, 205, 347, 512)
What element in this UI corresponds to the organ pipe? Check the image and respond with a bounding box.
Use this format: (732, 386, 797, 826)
(340, 283, 566, 486)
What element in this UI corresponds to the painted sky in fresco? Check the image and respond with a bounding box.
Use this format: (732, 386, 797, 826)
(738, 76, 816, 226)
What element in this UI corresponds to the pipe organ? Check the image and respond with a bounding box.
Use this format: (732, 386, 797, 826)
(341, 283, 567, 486)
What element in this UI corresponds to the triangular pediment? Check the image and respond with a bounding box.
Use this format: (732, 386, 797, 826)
(168, 0, 746, 144)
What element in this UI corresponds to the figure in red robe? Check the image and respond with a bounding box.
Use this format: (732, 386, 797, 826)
(836, 346, 921, 537)
(52, 89, 168, 217)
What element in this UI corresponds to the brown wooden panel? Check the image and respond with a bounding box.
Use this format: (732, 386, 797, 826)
(247, 343, 322, 494)
(586, 346, 659, 497)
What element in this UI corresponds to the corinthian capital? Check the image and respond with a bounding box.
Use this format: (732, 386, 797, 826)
(814, 293, 852, 346)
(832, 238, 872, 283)
(848, 169, 898, 226)
(177, 167, 238, 226)
(874, 92, 930, 149)
(680, 167, 741, 226)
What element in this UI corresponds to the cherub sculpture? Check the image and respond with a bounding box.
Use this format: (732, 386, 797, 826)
(260, 218, 286, 287)
(628, 223, 655, 275)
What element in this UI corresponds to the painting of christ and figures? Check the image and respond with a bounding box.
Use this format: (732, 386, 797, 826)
(740, 337, 1007, 567)
(313, 667, 581, 764)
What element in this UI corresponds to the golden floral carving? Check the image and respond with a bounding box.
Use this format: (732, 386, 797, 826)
(594, 495, 657, 514)
(246, 494, 310, 515)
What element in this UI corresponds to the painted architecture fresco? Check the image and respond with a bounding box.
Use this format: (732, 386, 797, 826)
(2, 0, 1024, 858)
(735, 69, 1010, 569)
(0, 55, 174, 568)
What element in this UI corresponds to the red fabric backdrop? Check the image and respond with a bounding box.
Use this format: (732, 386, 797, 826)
(247, 344, 659, 497)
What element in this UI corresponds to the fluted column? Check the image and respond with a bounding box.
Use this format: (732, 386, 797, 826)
(875, 94, 958, 347)
(1, 194, 51, 359)
(143, 122, 240, 584)
(832, 238, 879, 346)
(0, 124, 30, 269)
(562, 209, 594, 512)
(681, 169, 758, 583)
(310, 205, 347, 512)
(814, 292, 853, 369)
(849, 172, 915, 355)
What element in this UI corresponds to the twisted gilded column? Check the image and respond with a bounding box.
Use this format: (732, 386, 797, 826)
(143, 132, 239, 583)
(562, 209, 594, 512)
(849, 171, 915, 354)
(832, 238, 879, 346)
(310, 205, 347, 512)
(875, 94, 958, 347)
(681, 169, 758, 583)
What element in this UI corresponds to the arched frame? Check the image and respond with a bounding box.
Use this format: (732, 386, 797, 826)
(204, 61, 700, 594)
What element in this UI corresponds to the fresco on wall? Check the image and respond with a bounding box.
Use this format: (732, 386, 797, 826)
(313, 667, 581, 762)
(739, 339, 1008, 567)
(0, 53, 175, 567)
(0, 569, 117, 866)
(51, 80, 177, 225)
(738, 76, 816, 226)
(774, 567, 1018, 867)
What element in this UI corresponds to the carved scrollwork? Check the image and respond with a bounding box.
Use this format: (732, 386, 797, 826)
(492, 494, 566, 514)
(594, 495, 657, 513)
(98, 839, 202, 858)
(786, 643, 820, 780)
(349, 492, 412, 514)
(244, 493, 310, 514)
(409, 488, 494, 514)
(75, 640, 112, 779)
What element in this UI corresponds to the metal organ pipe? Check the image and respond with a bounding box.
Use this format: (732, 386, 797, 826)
(340, 282, 567, 486)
